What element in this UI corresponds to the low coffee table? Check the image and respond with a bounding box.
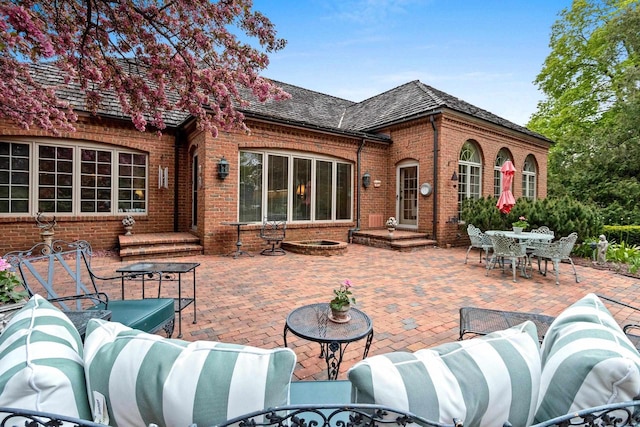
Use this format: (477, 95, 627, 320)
(459, 306, 556, 343)
(284, 303, 374, 380)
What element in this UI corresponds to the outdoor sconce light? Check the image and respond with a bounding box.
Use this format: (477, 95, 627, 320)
(362, 172, 371, 188)
(217, 156, 230, 180)
(451, 171, 458, 188)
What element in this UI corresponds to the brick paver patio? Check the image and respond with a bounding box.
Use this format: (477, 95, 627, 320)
(88, 244, 640, 381)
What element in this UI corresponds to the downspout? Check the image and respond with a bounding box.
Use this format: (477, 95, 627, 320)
(430, 115, 438, 240)
(348, 139, 366, 243)
(173, 130, 183, 231)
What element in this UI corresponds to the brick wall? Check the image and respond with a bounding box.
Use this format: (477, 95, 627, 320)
(0, 116, 177, 254)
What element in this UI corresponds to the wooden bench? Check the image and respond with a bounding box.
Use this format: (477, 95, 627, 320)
(3, 239, 175, 337)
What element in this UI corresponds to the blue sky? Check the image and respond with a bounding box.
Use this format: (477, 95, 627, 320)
(253, 0, 572, 127)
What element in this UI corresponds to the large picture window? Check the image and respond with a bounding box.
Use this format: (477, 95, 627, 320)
(239, 151, 352, 223)
(0, 141, 147, 216)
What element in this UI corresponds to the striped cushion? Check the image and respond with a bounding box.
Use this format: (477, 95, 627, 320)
(0, 295, 91, 420)
(83, 319, 296, 427)
(348, 321, 540, 427)
(534, 293, 640, 423)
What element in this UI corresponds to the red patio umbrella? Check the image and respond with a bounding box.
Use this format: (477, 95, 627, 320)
(496, 160, 516, 213)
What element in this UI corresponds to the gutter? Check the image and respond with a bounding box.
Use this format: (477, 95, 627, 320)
(173, 129, 184, 231)
(430, 115, 439, 240)
(348, 139, 366, 242)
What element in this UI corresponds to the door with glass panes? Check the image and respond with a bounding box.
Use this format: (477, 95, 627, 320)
(397, 164, 418, 227)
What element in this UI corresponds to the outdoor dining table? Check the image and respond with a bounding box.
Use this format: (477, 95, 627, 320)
(485, 230, 554, 244)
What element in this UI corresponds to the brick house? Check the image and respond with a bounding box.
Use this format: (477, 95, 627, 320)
(0, 64, 551, 255)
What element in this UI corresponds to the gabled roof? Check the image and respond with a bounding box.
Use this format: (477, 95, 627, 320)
(28, 62, 549, 142)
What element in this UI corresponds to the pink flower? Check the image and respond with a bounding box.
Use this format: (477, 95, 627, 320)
(344, 279, 352, 288)
(0, 258, 11, 272)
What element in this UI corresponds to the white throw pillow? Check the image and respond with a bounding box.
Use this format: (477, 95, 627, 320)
(0, 295, 91, 420)
(83, 319, 296, 427)
(348, 321, 541, 427)
(535, 293, 640, 423)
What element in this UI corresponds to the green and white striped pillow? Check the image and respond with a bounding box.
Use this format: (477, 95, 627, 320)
(83, 319, 296, 427)
(348, 321, 541, 427)
(0, 294, 91, 420)
(534, 293, 640, 423)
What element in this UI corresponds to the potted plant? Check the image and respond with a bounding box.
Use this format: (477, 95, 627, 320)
(386, 216, 398, 233)
(0, 258, 28, 332)
(122, 215, 136, 235)
(512, 216, 529, 234)
(329, 279, 356, 323)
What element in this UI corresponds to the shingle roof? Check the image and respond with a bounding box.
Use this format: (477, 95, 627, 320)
(29, 63, 550, 142)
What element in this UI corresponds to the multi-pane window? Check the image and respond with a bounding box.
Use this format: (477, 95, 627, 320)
(118, 152, 147, 213)
(239, 151, 352, 223)
(494, 148, 512, 198)
(0, 142, 30, 213)
(0, 141, 147, 215)
(458, 141, 482, 214)
(522, 155, 537, 200)
(81, 149, 112, 213)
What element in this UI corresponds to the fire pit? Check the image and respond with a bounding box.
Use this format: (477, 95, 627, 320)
(281, 240, 347, 256)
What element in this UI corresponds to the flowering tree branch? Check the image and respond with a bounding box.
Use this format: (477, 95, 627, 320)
(0, 0, 289, 136)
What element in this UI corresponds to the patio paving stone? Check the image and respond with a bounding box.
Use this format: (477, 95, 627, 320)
(87, 244, 640, 381)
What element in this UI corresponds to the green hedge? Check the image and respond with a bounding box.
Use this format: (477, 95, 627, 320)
(602, 225, 640, 246)
(460, 196, 603, 241)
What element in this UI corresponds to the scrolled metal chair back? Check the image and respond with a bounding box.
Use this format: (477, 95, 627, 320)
(490, 233, 527, 258)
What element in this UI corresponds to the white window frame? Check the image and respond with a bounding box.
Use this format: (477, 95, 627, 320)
(0, 139, 148, 216)
(238, 150, 353, 223)
(458, 141, 482, 214)
(522, 155, 537, 200)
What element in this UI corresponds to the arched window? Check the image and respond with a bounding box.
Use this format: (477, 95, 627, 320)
(458, 141, 482, 213)
(493, 148, 512, 198)
(522, 155, 537, 200)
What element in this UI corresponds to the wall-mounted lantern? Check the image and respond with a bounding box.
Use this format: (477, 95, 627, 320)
(217, 156, 230, 180)
(451, 171, 458, 188)
(362, 172, 371, 188)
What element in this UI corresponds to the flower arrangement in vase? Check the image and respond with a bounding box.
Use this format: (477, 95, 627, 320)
(386, 216, 398, 232)
(512, 216, 529, 233)
(329, 279, 356, 323)
(122, 215, 136, 235)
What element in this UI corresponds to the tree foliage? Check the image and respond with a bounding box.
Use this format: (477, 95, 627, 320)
(528, 0, 640, 224)
(0, 0, 289, 135)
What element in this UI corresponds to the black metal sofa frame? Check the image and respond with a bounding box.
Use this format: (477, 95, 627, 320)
(3, 239, 175, 337)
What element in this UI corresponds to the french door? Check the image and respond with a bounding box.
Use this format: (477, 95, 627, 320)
(397, 164, 418, 227)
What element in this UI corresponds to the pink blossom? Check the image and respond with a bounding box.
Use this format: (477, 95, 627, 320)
(344, 279, 352, 288)
(0, 0, 289, 136)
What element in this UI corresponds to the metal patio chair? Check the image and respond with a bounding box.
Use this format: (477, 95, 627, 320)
(260, 217, 287, 255)
(465, 224, 493, 264)
(530, 232, 579, 285)
(486, 232, 529, 282)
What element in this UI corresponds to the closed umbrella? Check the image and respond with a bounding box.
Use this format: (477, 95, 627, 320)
(496, 160, 516, 214)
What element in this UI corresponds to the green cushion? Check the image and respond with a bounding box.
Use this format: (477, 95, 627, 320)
(534, 293, 640, 423)
(93, 298, 174, 334)
(348, 321, 541, 427)
(83, 319, 296, 427)
(0, 295, 91, 420)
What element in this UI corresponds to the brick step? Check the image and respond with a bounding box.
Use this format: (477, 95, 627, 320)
(390, 238, 437, 252)
(118, 232, 203, 260)
(119, 243, 204, 261)
(119, 232, 199, 249)
(350, 229, 436, 251)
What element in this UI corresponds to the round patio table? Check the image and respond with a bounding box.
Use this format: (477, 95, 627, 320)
(283, 303, 374, 380)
